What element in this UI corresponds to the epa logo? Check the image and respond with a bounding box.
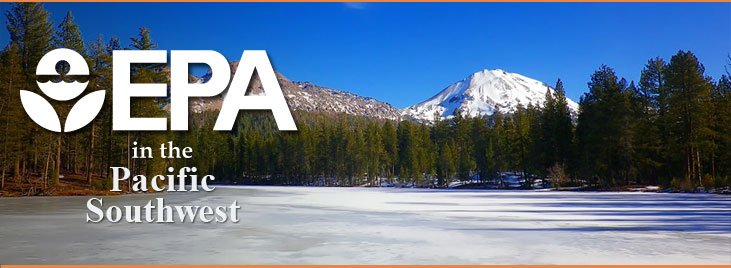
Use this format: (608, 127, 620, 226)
(20, 48, 105, 132)
(21, 48, 296, 132)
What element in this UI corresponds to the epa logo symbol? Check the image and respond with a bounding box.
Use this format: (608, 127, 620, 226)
(21, 48, 105, 133)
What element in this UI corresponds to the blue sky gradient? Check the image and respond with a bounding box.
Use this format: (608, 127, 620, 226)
(1, 3, 729, 108)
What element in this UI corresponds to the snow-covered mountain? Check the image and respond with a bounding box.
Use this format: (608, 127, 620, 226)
(181, 62, 402, 120)
(402, 69, 579, 122)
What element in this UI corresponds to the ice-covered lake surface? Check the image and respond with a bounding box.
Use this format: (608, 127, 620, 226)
(0, 186, 730, 264)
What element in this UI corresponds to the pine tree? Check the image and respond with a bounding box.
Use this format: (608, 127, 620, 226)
(127, 27, 168, 180)
(551, 79, 574, 168)
(52, 10, 87, 186)
(576, 65, 636, 186)
(513, 105, 532, 186)
(5, 3, 54, 81)
(0, 43, 27, 187)
(491, 112, 510, 174)
(541, 86, 557, 168)
(524, 104, 543, 178)
(437, 141, 456, 186)
(471, 116, 489, 181)
(55, 11, 86, 59)
(452, 111, 475, 181)
(130, 27, 156, 50)
(635, 58, 666, 184)
(381, 121, 398, 180)
(85, 35, 115, 186)
(711, 75, 731, 184)
(4, 3, 54, 187)
(415, 123, 435, 185)
(107, 36, 121, 53)
(483, 131, 498, 180)
(364, 121, 383, 185)
(662, 51, 714, 186)
(538, 80, 575, 178)
(397, 120, 418, 182)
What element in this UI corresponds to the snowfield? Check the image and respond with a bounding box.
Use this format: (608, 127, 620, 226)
(0, 187, 729, 264)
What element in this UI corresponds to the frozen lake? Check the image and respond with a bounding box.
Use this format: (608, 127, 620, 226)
(0, 186, 730, 264)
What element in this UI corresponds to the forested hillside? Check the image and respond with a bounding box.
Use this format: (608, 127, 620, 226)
(1, 3, 729, 195)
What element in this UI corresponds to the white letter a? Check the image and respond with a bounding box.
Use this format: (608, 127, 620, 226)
(214, 50, 297, 131)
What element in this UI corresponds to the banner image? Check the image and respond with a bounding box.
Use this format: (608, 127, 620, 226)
(0, 1, 729, 266)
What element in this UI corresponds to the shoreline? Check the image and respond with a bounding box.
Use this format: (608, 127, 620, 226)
(3, 183, 729, 198)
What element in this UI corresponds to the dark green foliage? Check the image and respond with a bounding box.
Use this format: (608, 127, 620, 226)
(55, 11, 85, 54)
(633, 58, 666, 184)
(710, 75, 731, 185)
(576, 66, 637, 186)
(0, 43, 28, 185)
(661, 51, 715, 187)
(5, 3, 53, 81)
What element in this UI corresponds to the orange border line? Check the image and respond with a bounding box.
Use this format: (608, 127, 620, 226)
(3, 265, 731, 267)
(0, 0, 729, 2)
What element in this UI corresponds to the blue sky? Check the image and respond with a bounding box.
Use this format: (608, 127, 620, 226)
(1, 3, 729, 108)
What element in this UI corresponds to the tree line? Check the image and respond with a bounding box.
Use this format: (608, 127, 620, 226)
(0, 3, 729, 194)
(1, 3, 168, 194)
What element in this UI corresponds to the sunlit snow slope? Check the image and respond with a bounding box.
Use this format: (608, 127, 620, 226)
(402, 69, 579, 122)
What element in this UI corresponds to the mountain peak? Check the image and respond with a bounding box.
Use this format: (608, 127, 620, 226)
(402, 69, 579, 122)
